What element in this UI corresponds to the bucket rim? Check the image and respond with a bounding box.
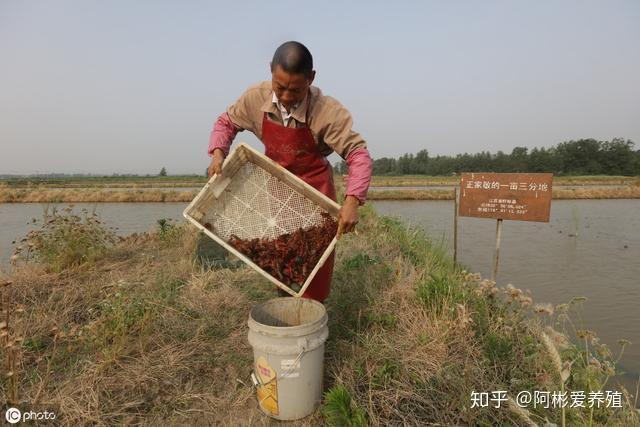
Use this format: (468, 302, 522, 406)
(248, 297, 327, 332)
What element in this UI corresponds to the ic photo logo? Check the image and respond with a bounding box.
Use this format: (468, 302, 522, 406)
(5, 407, 21, 424)
(5, 407, 57, 423)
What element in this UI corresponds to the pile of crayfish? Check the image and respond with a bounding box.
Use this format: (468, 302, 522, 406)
(228, 213, 337, 286)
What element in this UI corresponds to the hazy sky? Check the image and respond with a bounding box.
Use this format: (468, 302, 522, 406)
(1, 1, 639, 175)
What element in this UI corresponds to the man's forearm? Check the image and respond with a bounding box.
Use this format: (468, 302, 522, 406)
(208, 112, 239, 157)
(344, 147, 373, 204)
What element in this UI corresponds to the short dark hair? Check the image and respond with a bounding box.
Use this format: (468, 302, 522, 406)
(271, 41, 313, 77)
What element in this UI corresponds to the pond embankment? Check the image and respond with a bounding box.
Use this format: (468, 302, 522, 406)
(1, 175, 639, 202)
(1, 205, 637, 425)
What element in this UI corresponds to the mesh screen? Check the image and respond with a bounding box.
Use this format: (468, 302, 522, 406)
(202, 162, 327, 241)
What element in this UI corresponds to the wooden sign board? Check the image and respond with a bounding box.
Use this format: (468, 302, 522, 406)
(459, 172, 553, 222)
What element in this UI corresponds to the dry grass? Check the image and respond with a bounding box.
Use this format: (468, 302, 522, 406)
(1, 206, 638, 425)
(1, 182, 202, 189)
(553, 176, 638, 186)
(366, 175, 459, 187)
(0, 188, 198, 203)
(3, 175, 639, 202)
(355, 175, 638, 188)
(367, 189, 455, 200)
(4, 185, 640, 203)
(2, 230, 282, 425)
(367, 185, 640, 200)
(3, 174, 636, 190)
(552, 186, 640, 199)
(0, 178, 205, 189)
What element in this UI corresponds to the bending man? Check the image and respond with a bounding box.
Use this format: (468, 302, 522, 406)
(207, 41, 372, 302)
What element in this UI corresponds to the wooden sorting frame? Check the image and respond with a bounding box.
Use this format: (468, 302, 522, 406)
(183, 142, 341, 297)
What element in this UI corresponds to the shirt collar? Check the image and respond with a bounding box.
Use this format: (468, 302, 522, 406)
(261, 90, 309, 124)
(272, 93, 296, 118)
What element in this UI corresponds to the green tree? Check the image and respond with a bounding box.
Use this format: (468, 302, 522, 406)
(555, 139, 602, 175)
(414, 149, 430, 174)
(510, 146, 529, 172)
(367, 138, 636, 176)
(372, 157, 397, 175)
(159, 167, 167, 177)
(397, 153, 413, 174)
(528, 147, 557, 173)
(600, 138, 638, 175)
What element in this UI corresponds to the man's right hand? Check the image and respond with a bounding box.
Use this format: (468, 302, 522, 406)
(207, 149, 225, 177)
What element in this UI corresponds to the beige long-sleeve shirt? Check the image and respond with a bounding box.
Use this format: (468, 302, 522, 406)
(226, 81, 367, 159)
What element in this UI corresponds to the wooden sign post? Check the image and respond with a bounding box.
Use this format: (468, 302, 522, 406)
(453, 187, 458, 264)
(458, 172, 553, 282)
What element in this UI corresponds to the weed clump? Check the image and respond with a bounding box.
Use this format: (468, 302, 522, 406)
(12, 206, 116, 272)
(156, 218, 182, 245)
(323, 384, 368, 427)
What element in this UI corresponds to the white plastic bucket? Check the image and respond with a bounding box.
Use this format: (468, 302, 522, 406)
(247, 297, 329, 420)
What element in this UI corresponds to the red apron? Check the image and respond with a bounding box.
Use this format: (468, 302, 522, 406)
(261, 105, 336, 303)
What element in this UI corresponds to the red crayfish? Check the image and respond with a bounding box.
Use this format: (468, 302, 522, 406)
(228, 213, 337, 286)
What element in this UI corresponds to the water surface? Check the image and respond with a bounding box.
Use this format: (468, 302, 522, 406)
(372, 199, 640, 390)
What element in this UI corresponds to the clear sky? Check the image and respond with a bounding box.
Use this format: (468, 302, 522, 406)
(1, 0, 639, 175)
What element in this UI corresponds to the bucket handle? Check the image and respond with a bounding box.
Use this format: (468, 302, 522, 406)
(253, 338, 308, 390)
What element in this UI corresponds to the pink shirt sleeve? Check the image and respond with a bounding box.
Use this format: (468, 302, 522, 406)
(208, 112, 239, 156)
(344, 147, 373, 204)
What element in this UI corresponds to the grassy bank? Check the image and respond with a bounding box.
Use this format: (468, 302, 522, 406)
(0, 176, 205, 188)
(367, 185, 640, 201)
(2, 183, 640, 202)
(2, 175, 638, 203)
(1, 206, 637, 425)
(367, 189, 455, 200)
(0, 188, 200, 203)
(3, 175, 637, 189)
(369, 175, 639, 187)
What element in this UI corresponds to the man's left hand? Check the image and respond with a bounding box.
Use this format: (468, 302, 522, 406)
(337, 195, 360, 239)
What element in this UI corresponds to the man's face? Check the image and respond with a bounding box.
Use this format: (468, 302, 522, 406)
(271, 65, 315, 110)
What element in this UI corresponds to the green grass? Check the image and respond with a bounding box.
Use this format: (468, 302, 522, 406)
(323, 384, 368, 427)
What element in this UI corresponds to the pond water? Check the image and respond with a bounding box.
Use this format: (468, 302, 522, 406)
(372, 199, 639, 390)
(1, 200, 638, 390)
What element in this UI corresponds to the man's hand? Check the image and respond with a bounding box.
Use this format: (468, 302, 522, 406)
(207, 149, 225, 178)
(337, 195, 360, 239)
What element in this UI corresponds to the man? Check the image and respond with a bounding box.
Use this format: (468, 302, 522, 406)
(207, 41, 372, 302)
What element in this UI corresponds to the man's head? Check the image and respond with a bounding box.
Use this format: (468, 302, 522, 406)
(270, 41, 316, 110)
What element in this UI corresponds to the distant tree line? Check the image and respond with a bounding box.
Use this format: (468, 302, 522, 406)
(335, 138, 640, 176)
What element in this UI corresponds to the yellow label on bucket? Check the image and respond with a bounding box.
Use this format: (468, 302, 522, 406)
(256, 356, 278, 415)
